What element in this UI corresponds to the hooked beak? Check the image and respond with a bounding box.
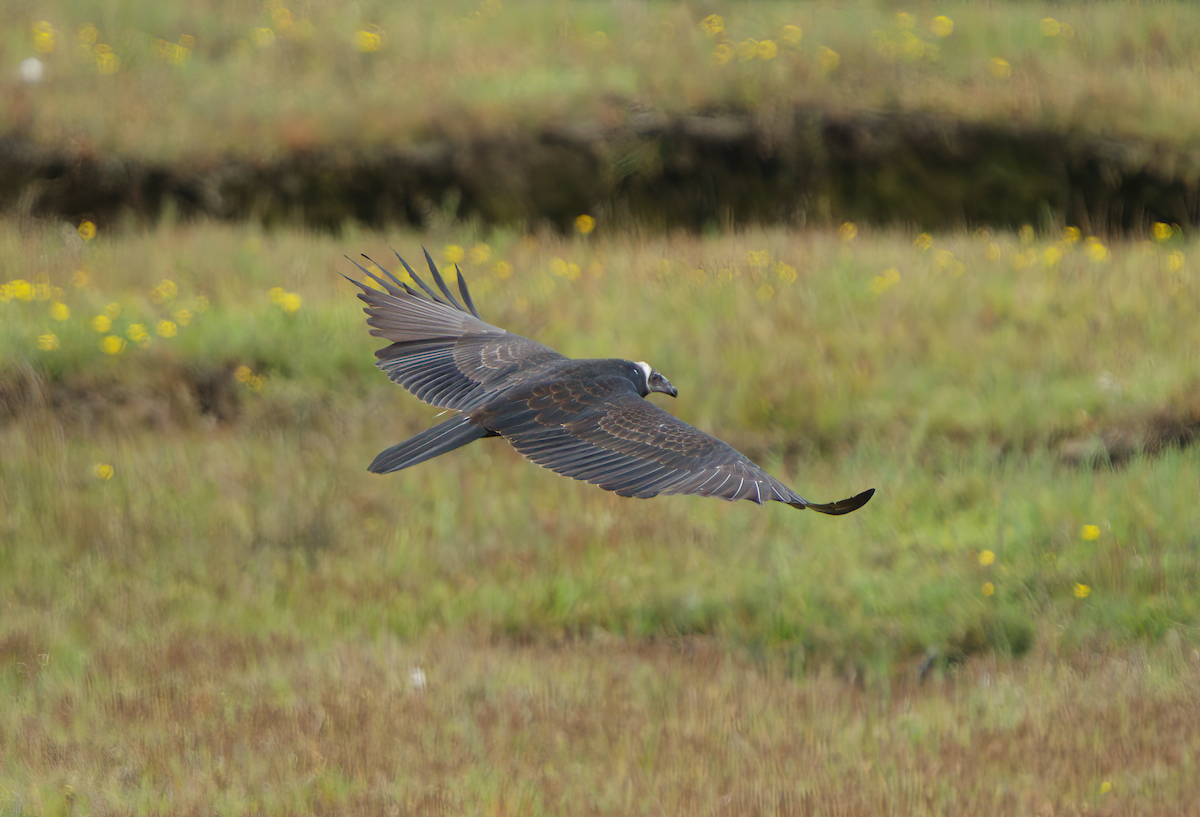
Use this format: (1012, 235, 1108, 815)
(653, 378, 678, 398)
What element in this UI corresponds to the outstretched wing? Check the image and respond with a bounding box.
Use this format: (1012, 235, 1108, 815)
(473, 376, 874, 515)
(344, 250, 567, 411)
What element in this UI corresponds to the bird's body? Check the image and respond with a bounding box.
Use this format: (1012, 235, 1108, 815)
(346, 251, 873, 515)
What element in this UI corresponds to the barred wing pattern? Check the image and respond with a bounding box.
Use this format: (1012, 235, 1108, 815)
(345, 251, 566, 412)
(472, 376, 874, 514)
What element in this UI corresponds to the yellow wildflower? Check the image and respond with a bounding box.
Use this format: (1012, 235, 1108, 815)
(174, 309, 192, 326)
(92, 463, 114, 480)
(1085, 238, 1108, 262)
(1043, 246, 1062, 268)
(550, 258, 580, 280)
(469, 243, 492, 264)
(234, 365, 253, 383)
(34, 21, 57, 53)
(746, 250, 769, 268)
(1100, 781, 1112, 795)
(1166, 251, 1184, 272)
(871, 268, 900, 294)
(1081, 524, 1100, 541)
(1152, 222, 1173, 241)
(156, 320, 177, 338)
(737, 39, 759, 61)
(989, 57, 1011, 79)
(49, 302, 70, 321)
(78, 24, 98, 47)
(818, 46, 840, 72)
(1061, 226, 1081, 243)
(711, 43, 735, 65)
(575, 214, 596, 235)
(700, 15, 724, 36)
(757, 284, 775, 302)
(978, 550, 995, 566)
(493, 261, 513, 280)
(92, 315, 112, 333)
(151, 279, 178, 304)
(444, 245, 465, 264)
(101, 335, 126, 355)
(774, 263, 797, 283)
(78, 221, 97, 240)
(38, 333, 60, 351)
(930, 16, 954, 37)
(269, 286, 286, 304)
(982, 582, 994, 597)
(914, 233, 932, 251)
(839, 222, 857, 241)
(9, 281, 31, 301)
(1040, 18, 1060, 37)
(354, 30, 382, 53)
(1074, 583, 1091, 599)
(757, 40, 778, 60)
(781, 25, 802, 45)
(94, 45, 119, 74)
(280, 292, 301, 313)
(3, 280, 30, 302)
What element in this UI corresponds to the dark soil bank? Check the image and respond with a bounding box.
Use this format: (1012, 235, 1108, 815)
(4, 106, 1200, 234)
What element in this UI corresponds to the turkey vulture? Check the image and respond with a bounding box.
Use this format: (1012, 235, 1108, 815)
(344, 250, 874, 515)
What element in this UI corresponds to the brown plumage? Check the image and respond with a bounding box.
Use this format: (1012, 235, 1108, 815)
(345, 250, 874, 515)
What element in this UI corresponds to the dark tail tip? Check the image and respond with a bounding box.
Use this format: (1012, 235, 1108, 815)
(799, 488, 875, 516)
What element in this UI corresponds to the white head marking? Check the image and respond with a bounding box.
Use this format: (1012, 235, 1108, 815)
(634, 361, 653, 389)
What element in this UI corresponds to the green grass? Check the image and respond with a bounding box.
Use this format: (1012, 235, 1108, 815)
(2, 219, 1199, 812)
(10, 2, 1200, 158)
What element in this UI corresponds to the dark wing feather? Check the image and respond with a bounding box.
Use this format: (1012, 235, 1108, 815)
(344, 252, 567, 412)
(473, 377, 873, 514)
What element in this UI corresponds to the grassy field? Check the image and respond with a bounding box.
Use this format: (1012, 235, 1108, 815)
(2, 218, 1199, 813)
(4, 1, 1200, 812)
(9, 1, 1200, 158)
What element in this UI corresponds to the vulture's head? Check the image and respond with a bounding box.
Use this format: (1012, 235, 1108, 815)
(634, 361, 678, 398)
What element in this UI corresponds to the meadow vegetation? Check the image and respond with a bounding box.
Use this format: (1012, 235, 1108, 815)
(2, 218, 1198, 813)
(4, 0, 1200, 813)
(10, 1, 1200, 157)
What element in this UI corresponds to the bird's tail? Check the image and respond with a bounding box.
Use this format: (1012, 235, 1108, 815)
(792, 488, 875, 515)
(369, 414, 492, 474)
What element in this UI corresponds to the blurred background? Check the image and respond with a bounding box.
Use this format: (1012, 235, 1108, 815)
(3, 2, 1199, 814)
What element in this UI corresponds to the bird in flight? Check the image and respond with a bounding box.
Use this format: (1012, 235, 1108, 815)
(345, 251, 874, 515)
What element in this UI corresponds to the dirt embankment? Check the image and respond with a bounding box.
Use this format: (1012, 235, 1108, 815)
(4, 106, 1200, 234)
(2, 363, 1196, 468)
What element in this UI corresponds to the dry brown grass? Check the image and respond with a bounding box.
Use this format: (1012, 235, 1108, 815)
(6, 630, 1199, 815)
